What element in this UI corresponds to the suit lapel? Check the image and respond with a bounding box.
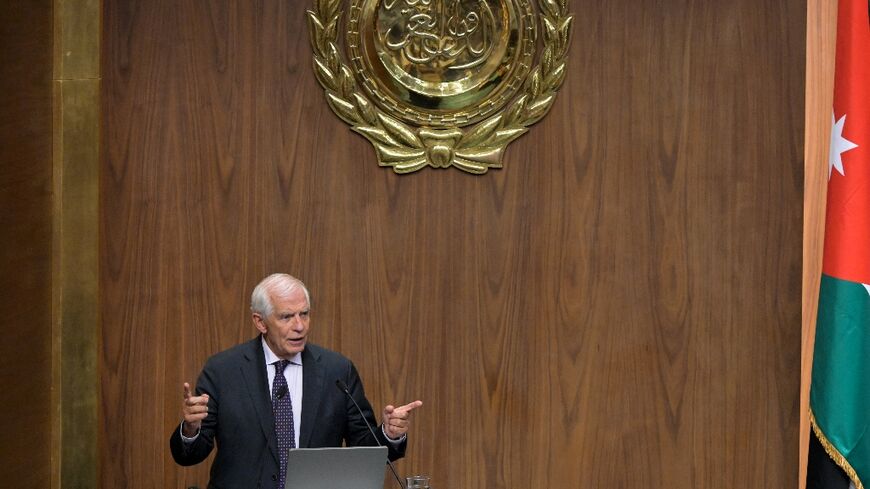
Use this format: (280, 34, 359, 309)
(299, 345, 324, 448)
(239, 336, 280, 466)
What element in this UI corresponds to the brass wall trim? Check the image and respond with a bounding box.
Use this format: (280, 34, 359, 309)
(53, 0, 100, 80)
(52, 0, 100, 487)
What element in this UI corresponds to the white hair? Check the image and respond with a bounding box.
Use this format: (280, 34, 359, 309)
(250, 273, 311, 316)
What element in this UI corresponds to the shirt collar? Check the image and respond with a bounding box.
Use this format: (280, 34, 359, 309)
(261, 336, 303, 366)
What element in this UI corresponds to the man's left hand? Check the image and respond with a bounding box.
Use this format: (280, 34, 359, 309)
(383, 400, 423, 440)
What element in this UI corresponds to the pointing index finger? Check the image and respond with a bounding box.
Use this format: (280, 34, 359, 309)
(183, 382, 192, 399)
(397, 400, 423, 412)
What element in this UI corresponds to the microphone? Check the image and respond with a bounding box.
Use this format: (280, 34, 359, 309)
(276, 385, 288, 400)
(335, 379, 406, 489)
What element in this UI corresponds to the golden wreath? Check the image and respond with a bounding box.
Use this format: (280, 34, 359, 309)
(306, 0, 573, 174)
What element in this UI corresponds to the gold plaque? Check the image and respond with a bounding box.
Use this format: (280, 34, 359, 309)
(308, 0, 572, 174)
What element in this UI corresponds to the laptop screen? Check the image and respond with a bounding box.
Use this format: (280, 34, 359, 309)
(284, 446, 388, 489)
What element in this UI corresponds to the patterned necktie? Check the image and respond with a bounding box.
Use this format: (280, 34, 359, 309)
(272, 360, 295, 489)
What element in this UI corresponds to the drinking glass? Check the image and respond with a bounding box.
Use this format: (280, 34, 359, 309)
(406, 475, 430, 489)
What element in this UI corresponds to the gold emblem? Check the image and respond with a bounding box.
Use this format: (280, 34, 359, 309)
(307, 0, 572, 174)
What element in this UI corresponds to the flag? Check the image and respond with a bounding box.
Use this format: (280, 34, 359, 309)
(807, 1, 870, 488)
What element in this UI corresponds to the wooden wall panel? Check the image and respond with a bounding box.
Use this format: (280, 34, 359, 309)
(0, 1, 54, 486)
(800, 0, 836, 487)
(102, 0, 805, 487)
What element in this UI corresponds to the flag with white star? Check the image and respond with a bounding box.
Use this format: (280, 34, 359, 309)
(807, 1, 870, 488)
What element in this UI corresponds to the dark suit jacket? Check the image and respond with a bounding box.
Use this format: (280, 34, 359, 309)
(169, 338, 406, 488)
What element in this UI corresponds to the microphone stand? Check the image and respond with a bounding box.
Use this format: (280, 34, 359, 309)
(335, 379, 407, 489)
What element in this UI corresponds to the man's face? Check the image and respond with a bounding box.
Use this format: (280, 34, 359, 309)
(253, 286, 310, 358)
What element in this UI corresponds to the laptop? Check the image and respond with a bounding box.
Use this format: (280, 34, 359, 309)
(284, 446, 388, 489)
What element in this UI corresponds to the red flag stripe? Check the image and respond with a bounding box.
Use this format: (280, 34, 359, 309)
(823, 0, 870, 284)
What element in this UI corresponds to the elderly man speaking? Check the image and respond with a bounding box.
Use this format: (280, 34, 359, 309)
(169, 273, 422, 488)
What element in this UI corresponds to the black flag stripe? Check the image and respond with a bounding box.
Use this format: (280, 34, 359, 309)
(806, 428, 853, 489)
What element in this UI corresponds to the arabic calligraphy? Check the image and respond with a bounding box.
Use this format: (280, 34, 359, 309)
(382, 0, 496, 70)
(346, 0, 536, 126)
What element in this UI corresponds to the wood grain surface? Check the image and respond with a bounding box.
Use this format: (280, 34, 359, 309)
(800, 0, 836, 487)
(0, 1, 54, 486)
(101, 0, 805, 487)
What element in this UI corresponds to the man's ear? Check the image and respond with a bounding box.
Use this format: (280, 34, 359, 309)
(252, 313, 268, 334)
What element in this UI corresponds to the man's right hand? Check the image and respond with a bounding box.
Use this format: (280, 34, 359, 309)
(181, 382, 210, 437)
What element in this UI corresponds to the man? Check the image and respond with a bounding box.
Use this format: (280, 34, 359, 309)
(169, 273, 422, 488)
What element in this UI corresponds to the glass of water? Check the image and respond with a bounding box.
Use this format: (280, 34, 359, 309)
(406, 475, 430, 489)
